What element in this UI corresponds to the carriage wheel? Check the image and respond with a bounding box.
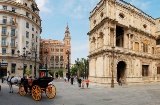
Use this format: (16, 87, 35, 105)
(19, 86, 26, 96)
(46, 85, 56, 99)
(31, 85, 42, 101)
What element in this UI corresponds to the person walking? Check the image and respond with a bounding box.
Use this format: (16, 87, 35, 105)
(85, 78, 89, 89)
(71, 76, 74, 85)
(119, 77, 122, 86)
(77, 78, 82, 89)
(81, 80, 85, 89)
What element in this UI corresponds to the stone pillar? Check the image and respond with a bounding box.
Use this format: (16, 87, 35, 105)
(128, 34, 131, 49)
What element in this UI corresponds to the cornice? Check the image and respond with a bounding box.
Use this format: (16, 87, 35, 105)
(2, 0, 41, 21)
(128, 25, 156, 39)
(88, 46, 157, 60)
(88, 17, 116, 35)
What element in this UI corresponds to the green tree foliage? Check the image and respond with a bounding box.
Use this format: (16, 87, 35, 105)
(70, 66, 78, 76)
(75, 58, 89, 78)
(49, 71, 54, 77)
(25, 68, 32, 75)
(58, 69, 63, 77)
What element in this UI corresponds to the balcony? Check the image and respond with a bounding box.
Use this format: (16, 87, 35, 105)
(10, 43, 18, 48)
(11, 33, 17, 38)
(1, 42, 8, 47)
(1, 32, 8, 37)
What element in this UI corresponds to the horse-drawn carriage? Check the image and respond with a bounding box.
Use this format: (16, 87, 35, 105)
(19, 76, 56, 101)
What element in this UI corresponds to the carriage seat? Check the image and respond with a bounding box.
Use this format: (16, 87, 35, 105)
(28, 78, 35, 86)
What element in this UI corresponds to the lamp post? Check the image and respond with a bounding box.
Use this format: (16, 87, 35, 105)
(17, 47, 31, 78)
(34, 47, 37, 78)
(0, 59, 4, 78)
(66, 50, 70, 82)
(44, 49, 48, 77)
(111, 46, 115, 88)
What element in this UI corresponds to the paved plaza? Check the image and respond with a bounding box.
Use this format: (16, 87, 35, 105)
(0, 79, 160, 105)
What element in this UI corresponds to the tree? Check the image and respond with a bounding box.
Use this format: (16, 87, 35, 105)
(58, 69, 63, 77)
(49, 71, 54, 77)
(70, 66, 78, 76)
(25, 68, 32, 77)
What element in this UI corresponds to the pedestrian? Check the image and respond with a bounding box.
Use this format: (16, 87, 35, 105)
(119, 77, 122, 86)
(85, 78, 89, 89)
(77, 78, 82, 89)
(71, 76, 74, 85)
(81, 80, 85, 89)
(64, 77, 66, 82)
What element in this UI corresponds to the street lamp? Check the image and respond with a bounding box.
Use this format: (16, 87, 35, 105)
(33, 47, 37, 78)
(111, 46, 115, 88)
(17, 47, 31, 78)
(66, 50, 70, 82)
(44, 49, 48, 77)
(0, 59, 4, 78)
(75, 58, 80, 77)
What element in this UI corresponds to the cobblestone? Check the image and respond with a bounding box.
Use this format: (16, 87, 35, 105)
(0, 79, 160, 105)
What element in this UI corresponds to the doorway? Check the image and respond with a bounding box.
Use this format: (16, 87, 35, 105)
(117, 61, 126, 82)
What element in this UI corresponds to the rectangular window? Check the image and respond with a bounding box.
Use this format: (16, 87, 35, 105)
(3, 18, 7, 24)
(2, 48, 6, 55)
(56, 49, 59, 52)
(32, 26, 34, 31)
(157, 67, 160, 74)
(32, 16, 34, 21)
(30, 65, 32, 69)
(11, 29, 15, 36)
(152, 47, 154, 54)
(36, 36, 38, 42)
(12, 8, 15, 12)
(3, 6, 7, 10)
(11, 63, 16, 73)
(135, 42, 139, 51)
(2, 27, 7, 34)
(26, 41, 29, 48)
(26, 12, 29, 17)
(32, 34, 34, 38)
(142, 65, 149, 76)
(2, 38, 6, 45)
(11, 39, 15, 46)
(143, 43, 148, 52)
(26, 31, 29, 38)
(26, 22, 29, 28)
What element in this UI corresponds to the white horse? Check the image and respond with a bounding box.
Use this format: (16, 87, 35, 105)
(2, 76, 22, 93)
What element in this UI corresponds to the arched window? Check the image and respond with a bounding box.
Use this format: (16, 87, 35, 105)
(119, 13, 125, 19)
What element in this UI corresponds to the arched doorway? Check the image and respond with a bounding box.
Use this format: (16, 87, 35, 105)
(117, 61, 126, 82)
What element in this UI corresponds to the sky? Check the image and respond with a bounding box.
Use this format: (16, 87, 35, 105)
(35, 0, 160, 64)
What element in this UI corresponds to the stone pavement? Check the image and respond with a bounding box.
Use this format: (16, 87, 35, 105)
(0, 79, 160, 105)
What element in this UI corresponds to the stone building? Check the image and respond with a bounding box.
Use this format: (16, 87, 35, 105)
(40, 25, 71, 78)
(0, 0, 42, 78)
(88, 0, 160, 84)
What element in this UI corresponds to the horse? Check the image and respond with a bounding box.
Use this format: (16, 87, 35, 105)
(2, 76, 23, 93)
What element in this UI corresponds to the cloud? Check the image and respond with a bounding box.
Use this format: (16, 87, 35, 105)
(61, 0, 99, 19)
(35, 0, 52, 13)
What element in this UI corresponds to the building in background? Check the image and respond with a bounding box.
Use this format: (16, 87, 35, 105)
(40, 25, 71, 78)
(88, 0, 160, 84)
(0, 0, 42, 78)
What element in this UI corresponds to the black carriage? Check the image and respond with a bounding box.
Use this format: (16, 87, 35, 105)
(18, 77, 56, 101)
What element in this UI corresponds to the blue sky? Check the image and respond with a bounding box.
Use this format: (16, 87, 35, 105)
(35, 0, 160, 64)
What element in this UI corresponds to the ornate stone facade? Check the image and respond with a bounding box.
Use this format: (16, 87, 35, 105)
(88, 0, 160, 84)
